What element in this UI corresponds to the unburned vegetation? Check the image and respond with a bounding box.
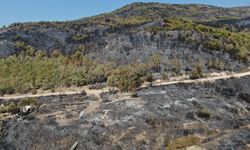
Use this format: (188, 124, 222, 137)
(0, 50, 164, 95)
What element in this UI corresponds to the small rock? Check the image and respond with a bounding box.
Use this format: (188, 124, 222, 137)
(22, 106, 32, 112)
(163, 103, 171, 108)
(187, 98, 197, 102)
(103, 110, 111, 115)
(174, 101, 181, 105)
(79, 111, 84, 118)
(21, 106, 34, 114)
(143, 140, 150, 145)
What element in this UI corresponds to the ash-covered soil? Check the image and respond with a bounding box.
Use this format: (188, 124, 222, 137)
(0, 76, 250, 150)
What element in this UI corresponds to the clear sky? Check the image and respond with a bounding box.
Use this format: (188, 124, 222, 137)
(1, 0, 250, 27)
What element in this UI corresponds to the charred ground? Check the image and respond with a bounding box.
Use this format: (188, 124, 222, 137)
(0, 75, 250, 150)
(0, 2, 250, 150)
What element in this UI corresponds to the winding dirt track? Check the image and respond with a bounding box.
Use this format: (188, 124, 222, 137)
(153, 71, 250, 86)
(1, 71, 250, 100)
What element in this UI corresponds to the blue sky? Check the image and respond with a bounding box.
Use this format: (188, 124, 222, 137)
(1, 0, 250, 27)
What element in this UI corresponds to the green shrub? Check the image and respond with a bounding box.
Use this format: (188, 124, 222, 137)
(107, 66, 143, 92)
(196, 108, 211, 119)
(0, 103, 20, 113)
(0, 98, 38, 114)
(6, 103, 20, 113)
(72, 34, 88, 43)
(149, 53, 161, 72)
(190, 63, 204, 79)
(81, 89, 87, 96)
(167, 135, 201, 150)
(148, 18, 250, 61)
(15, 42, 36, 56)
(0, 51, 115, 94)
(145, 73, 153, 82)
(161, 72, 169, 80)
(170, 57, 182, 75)
(19, 98, 38, 107)
(0, 84, 15, 96)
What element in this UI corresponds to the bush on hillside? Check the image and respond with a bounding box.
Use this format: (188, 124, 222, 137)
(107, 66, 143, 92)
(81, 89, 87, 96)
(190, 63, 204, 79)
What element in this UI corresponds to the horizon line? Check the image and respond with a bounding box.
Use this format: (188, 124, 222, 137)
(1, 2, 250, 28)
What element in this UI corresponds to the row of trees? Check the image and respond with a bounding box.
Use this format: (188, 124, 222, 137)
(0, 43, 206, 96)
(0, 49, 164, 95)
(0, 50, 113, 95)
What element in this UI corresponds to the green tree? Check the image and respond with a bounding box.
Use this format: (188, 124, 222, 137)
(149, 53, 161, 72)
(107, 66, 142, 92)
(190, 63, 204, 79)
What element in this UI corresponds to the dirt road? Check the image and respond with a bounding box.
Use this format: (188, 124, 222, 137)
(1, 71, 250, 100)
(153, 71, 250, 86)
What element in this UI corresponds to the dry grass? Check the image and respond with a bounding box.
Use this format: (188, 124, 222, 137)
(167, 135, 201, 150)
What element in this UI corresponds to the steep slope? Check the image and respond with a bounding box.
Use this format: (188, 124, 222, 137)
(0, 2, 250, 70)
(113, 3, 250, 20)
(207, 17, 250, 31)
